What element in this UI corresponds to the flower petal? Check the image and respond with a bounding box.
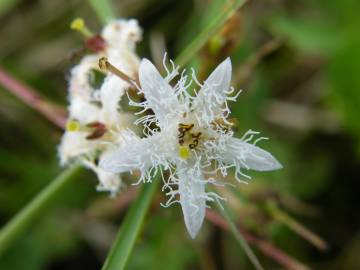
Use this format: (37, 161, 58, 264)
(68, 55, 101, 123)
(96, 168, 122, 195)
(193, 57, 232, 124)
(58, 131, 97, 165)
(69, 55, 98, 100)
(83, 158, 122, 196)
(102, 19, 142, 52)
(99, 74, 127, 126)
(99, 131, 173, 176)
(69, 97, 100, 124)
(139, 58, 180, 127)
(177, 163, 206, 239)
(223, 137, 282, 171)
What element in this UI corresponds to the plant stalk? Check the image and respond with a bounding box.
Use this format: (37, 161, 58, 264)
(0, 164, 82, 256)
(101, 179, 159, 270)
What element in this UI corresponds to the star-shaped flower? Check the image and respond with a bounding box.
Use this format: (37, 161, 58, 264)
(100, 57, 282, 238)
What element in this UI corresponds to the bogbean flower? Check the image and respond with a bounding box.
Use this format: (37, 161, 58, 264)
(58, 19, 142, 195)
(100, 57, 282, 238)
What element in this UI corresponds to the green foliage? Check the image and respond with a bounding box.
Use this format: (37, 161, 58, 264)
(88, 0, 115, 24)
(270, 16, 342, 55)
(329, 36, 360, 153)
(101, 180, 159, 270)
(175, 0, 247, 67)
(0, 0, 19, 17)
(267, 0, 360, 153)
(0, 165, 82, 255)
(126, 209, 197, 270)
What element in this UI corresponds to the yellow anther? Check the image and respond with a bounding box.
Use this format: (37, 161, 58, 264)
(70, 18, 84, 31)
(66, 120, 80, 132)
(70, 18, 92, 37)
(179, 146, 190, 160)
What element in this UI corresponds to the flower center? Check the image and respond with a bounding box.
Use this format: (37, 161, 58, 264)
(177, 123, 202, 159)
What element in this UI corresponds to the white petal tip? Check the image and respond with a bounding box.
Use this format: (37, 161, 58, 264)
(260, 151, 283, 171)
(189, 232, 198, 239)
(139, 58, 153, 71)
(221, 57, 232, 71)
(231, 140, 283, 172)
(255, 155, 283, 172)
(274, 160, 283, 170)
(266, 159, 283, 171)
(181, 203, 205, 239)
(186, 223, 201, 239)
(224, 57, 231, 65)
(140, 57, 151, 65)
(218, 57, 232, 73)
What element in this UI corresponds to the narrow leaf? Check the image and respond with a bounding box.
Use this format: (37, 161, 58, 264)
(218, 203, 265, 270)
(88, 0, 115, 24)
(266, 201, 328, 251)
(101, 178, 159, 270)
(0, 164, 82, 256)
(175, 0, 248, 67)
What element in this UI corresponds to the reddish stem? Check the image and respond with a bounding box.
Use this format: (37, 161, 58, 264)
(0, 67, 67, 129)
(206, 209, 309, 270)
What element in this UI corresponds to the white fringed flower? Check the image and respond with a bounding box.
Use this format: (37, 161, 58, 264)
(58, 18, 142, 195)
(100, 57, 282, 238)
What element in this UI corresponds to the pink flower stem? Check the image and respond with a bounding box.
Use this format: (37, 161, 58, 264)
(206, 209, 310, 270)
(0, 67, 67, 129)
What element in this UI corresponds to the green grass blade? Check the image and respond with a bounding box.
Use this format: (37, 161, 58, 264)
(88, 0, 115, 24)
(218, 203, 264, 270)
(101, 179, 159, 270)
(266, 201, 328, 251)
(0, 164, 82, 256)
(0, 0, 20, 17)
(175, 0, 248, 67)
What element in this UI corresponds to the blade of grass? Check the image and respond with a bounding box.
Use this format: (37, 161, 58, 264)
(217, 203, 265, 270)
(233, 39, 282, 85)
(0, 164, 82, 256)
(101, 179, 159, 270)
(266, 201, 328, 251)
(88, 0, 115, 24)
(0, 0, 20, 17)
(206, 209, 309, 270)
(175, 0, 248, 67)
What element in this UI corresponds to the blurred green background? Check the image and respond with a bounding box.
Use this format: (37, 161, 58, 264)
(1, 0, 360, 269)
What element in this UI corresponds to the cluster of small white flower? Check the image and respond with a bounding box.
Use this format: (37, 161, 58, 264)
(59, 19, 282, 238)
(58, 19, 142, 196)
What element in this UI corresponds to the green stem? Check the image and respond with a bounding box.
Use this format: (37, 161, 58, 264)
(266, 201, 328, 251)
(88, 0, 115, 24)
(0, 164, 82, 256)
(101, 179, 159, 270)
(175, 0, 248, 67)
(218, 203, 264, 270)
